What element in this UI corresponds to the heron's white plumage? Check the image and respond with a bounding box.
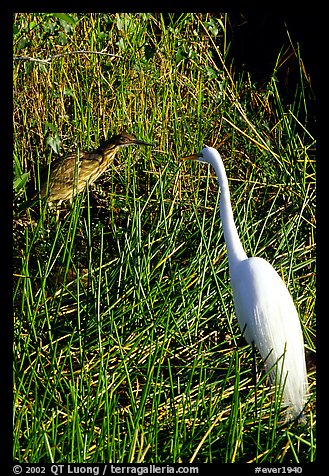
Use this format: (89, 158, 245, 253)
(193, 146, 307, 418)
(231, 256, 307, 416)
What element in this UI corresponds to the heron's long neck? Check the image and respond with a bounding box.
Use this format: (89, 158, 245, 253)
(212, 159, 248, 269)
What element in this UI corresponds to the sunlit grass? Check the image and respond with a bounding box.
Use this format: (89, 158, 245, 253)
(13, 13, 315, 463)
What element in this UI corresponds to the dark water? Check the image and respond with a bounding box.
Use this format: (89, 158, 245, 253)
(227, 13, 317, 133)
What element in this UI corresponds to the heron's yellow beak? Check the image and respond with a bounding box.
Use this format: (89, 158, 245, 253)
(181, 153, 199, 161)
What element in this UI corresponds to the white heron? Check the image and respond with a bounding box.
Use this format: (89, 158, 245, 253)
(183, 146, 308, 419)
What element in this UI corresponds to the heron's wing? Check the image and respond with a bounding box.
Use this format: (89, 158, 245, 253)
(231, 256, 307, 412)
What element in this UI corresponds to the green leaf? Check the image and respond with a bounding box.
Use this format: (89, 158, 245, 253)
(14, 172, 30, 193)
(63, 87, 75, 97)
(206, 66, 218, 79)
(205, 18, 219, 37)
(45, 122, 57, 133)
(116, 38, 126, 51)
(46, 132, 61, 154)
(52, 13, 76, 26)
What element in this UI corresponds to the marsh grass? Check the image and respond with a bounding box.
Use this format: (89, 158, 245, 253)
(13, 13, 315, 463)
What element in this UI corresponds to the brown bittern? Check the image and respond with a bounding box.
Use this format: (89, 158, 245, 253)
(39, 133, 152, 206)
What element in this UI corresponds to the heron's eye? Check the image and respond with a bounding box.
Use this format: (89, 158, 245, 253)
(198, 152, 204, 159)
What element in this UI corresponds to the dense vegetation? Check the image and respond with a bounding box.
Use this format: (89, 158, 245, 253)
(13, 13, 316, 463)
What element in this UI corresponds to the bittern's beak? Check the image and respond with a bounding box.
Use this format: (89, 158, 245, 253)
(181, 153, 199, 161)
(134, 139, 153, 147)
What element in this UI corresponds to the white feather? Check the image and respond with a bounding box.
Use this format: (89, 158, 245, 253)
(231, 257, 307, 416)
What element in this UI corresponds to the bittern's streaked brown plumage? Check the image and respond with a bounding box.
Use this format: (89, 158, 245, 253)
(39, 133, 152, 205)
